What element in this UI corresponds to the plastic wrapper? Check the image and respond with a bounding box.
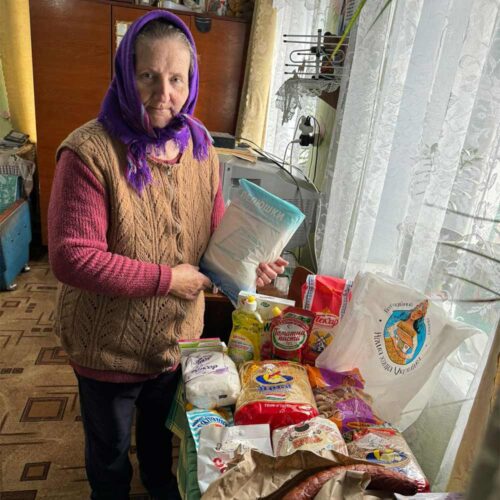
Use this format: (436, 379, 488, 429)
(307, 366, 384, 433)
(272, 416, 348, 457)
(186, 407, 233, 451)
(316, 272, 480, 425)
(200, 179, 305, 304)
(181, 351, 241, 409)
(197, 424, 272, 493)
(234, 360, 318, 430)
(345, 426, 430, 492)
(303, 313, 337, 365)
(301, 274, 352, 316)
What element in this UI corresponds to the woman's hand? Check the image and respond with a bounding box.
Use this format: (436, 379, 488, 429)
(256, 257, 288, 287)
(169, 264, 211, 300)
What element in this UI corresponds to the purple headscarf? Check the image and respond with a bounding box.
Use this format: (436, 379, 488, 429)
(98, 10, 211, 193)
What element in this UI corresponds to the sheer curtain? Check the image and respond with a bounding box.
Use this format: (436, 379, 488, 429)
(264, 0, 331, 160)
(316, 0, 499, 490)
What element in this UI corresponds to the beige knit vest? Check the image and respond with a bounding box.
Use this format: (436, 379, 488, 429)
(54, 120, 218, 374)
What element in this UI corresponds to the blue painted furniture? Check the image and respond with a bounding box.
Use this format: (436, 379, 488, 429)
(0, 145, 36, 291)
(0, 199, 31, 290)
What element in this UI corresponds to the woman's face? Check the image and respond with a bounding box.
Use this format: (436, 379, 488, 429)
(135, 37, 191, 129)
(410, 309, 423, 321)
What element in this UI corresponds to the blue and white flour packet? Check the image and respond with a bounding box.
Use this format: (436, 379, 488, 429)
(186, 407, 234, 451)
(200, 179, 305, 304)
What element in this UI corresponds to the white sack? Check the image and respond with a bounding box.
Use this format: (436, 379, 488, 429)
(316, 272, 480, 426)
(181, 351, 241, 409)
(200, 179, 304, 304)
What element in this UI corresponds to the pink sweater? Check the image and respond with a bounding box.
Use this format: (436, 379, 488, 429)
(49, 149, 225, 383)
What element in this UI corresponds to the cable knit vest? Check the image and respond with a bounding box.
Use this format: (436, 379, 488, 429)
(54, 119, 218, 374)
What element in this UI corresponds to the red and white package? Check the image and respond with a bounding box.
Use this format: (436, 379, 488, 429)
(235, 361, 318, 430)
(301, 275, 352, 318)
(303, 313, 337, 365)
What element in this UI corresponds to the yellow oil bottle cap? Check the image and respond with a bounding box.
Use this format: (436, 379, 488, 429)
(272, 306, 282, 317)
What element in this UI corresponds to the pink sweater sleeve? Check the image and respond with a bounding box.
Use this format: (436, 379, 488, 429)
(211, 179, 225, 233)
(48, 149, 172, 297)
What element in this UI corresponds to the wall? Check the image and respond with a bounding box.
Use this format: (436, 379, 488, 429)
(0, 58, 10, 137)
(0, 0, 37, 141)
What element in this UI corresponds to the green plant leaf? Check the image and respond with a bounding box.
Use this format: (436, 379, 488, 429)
(328, 0, 367, 63)
(328, 0, 395, 64)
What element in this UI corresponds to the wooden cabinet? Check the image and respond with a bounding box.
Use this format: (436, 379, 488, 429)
(30, 0, 111, 245)
(30, 0, 250, 244)
(193, 17, 249, 133)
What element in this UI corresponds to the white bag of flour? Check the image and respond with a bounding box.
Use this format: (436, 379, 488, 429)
(200, 179, 305, 304)
(181, 351, 241, 409)
(316, 272, 481, 426)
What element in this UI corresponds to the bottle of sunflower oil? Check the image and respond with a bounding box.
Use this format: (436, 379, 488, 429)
(228, 296, 263, 366)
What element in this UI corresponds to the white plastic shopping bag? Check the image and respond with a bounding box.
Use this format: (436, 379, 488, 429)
(316, 272, 481, 426)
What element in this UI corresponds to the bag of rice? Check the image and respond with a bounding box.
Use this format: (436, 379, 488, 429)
(200, 179, 305, 304)
(316, 272, 481, 425)
(234, 360, 318, 430)
(272, 416, 348, 457)
(181, 351, 241, 409)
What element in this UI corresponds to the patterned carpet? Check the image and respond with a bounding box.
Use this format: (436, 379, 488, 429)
(0, 253, 178, 499)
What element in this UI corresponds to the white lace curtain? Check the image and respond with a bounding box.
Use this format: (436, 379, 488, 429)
(316, 0, 499, 489)
(264, 0, 331, 160)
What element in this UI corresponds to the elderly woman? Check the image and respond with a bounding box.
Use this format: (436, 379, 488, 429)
(48, 10, 285, 500)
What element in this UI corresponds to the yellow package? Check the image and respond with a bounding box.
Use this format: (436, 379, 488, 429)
(234, 360, 318, 430)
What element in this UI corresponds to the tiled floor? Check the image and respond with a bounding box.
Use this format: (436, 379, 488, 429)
(0, 254, 179, 499)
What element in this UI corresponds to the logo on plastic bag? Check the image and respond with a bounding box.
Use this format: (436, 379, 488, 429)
(382, 300, 429, 366)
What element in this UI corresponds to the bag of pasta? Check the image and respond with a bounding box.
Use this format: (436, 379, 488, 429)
(235, 360, 318, 430)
